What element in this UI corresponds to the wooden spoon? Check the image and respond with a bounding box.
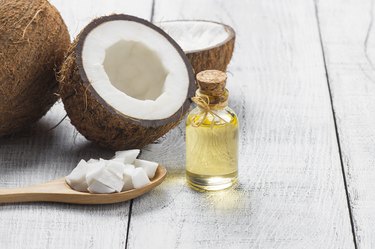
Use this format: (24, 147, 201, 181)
(0, 165, 167, 205)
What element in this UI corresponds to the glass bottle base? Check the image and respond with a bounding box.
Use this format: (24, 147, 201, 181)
(186, 171, 237, 191)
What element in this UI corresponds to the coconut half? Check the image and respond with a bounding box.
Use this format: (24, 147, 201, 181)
(157, 20, 235, 74)
(59, 15, 195, 150)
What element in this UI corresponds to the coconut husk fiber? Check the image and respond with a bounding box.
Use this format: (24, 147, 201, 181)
(0, 0, 70, 136)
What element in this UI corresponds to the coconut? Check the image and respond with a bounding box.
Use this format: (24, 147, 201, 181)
(134, 159, 158, 179)
(157, 20, 235, 74)
(0, 0, 70, 136)
(113, 149, 140, 163)
(59, 14, 195, 150)
(131, 168, 151, 189)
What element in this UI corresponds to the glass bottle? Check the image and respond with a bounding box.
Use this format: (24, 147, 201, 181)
(186, 70, 239, 191)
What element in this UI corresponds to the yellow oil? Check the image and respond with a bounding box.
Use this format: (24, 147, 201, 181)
(186, 106, 239, 191)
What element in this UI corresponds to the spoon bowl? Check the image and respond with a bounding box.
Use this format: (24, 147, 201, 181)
(0, 165, 167, 205)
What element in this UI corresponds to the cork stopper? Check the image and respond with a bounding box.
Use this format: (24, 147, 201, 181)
(196, 70, 227, 96)
(195, 70, 228, 106)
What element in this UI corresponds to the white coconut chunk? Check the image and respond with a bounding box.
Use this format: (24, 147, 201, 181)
(87, 158, 99, 164)
(88, 180, 115, 194)
(122, 179, 133, 191)
(85, 161, 105, 185)
(131, 168, 151, 189)
(111, 157, 125, 163)
(124, 164, 135, 171)
(94, 159, 107, 170)
(71, 182, 89, 192)
(134, 159, 158, 179)
(87, 159, 106, 172)
(86, 164, 105, 185)
(65, 159, 89, 192)
(122, 165, 135, 191)
(86, 165, 123, 192)
(106, 160, 126, 178)
(113, 149, 140, 164)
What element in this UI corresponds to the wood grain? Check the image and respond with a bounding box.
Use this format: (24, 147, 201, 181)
(316, 0, 375, 248)
(0, 1, 152, 248)
(126, 0, 356, 248)
(0, 104, 129, 249)
(51, 0, 153, 39)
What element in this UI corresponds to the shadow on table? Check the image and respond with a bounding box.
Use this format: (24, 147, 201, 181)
(0, 112, 112, 187)
(0, 121, 126, 210)
(131, 166, 248, 216)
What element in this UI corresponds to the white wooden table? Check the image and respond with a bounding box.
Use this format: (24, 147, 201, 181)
(0, 0, 374, 248)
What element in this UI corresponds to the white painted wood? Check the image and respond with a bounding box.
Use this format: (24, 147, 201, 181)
(126, 0, 356, 248)
(0, 1, 152, 248)
(50, 0, 153, 39)
(317, 0, 375, 248)
(0, 104, 130, 249)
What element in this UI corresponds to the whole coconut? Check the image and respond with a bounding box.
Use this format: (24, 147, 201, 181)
(0, 0, 70, 136)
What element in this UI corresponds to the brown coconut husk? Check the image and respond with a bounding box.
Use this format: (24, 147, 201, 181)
(59, 15, 195, 150)
(186, 26, 235, 74)
(158, 20, 235, 74)
(0, 0, 70, 136)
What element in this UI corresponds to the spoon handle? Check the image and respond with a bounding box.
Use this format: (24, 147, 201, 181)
(0, 178, 69, 204)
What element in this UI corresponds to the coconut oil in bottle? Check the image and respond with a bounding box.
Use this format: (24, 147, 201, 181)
(186, 70, 238, 191)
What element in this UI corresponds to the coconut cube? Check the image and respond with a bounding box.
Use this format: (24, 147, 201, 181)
(134, 159, 158, 179)
(86, 165, 123, 192)
(87, 159, 99, 164)
(65, 159, 89, 192)
(122, 165, 135, 191)
(106, 160, 126, 178)
(131, 168, 151, 189)
(113, 149, 140, 164)
(88, 180, 115, 194)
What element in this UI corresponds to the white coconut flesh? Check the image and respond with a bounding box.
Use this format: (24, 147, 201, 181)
(65, 149, 159, 194)
(113, 149, 140, 164)
(157, 20, 232, 53)
(81, 20, 190, 120)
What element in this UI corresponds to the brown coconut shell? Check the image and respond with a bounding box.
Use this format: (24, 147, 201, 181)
(158, 20, 235, 74)
(0, 0, 70, 136)
(59, 15, 195, 150)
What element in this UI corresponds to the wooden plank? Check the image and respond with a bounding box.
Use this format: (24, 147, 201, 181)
(0, 1, 152, 248)
(316, 0, 375, 248)
(126, 0, 356, 248)
(51, 0, 154, 39)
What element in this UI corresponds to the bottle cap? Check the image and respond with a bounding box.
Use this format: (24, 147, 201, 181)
(196, 70, 227, 96)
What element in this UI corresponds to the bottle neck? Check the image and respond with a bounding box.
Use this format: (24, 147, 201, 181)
(194, 89, 229, 110)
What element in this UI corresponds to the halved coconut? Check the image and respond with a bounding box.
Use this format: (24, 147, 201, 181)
(59, 15, 195, 150)
(157, 20, 235, 74)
